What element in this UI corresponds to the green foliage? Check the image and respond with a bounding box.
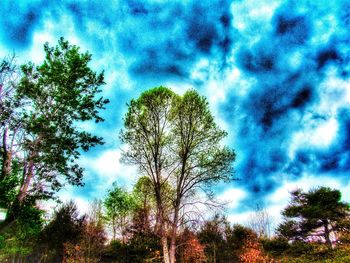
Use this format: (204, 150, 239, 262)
(0, 38, 109, 211)
(128, 232, 162, 262)
(104, 183, 136, 220)
(102, 234, 162, 263)
(269, 242, 350, 263)
(16, 37, 108, 196)
(0, 159, 22, 208)
(0, 202, 44, 261)
(261, 237, 290, 256)
(171, 89, 235, 195)
(104, 183, 136, 241)
(277, 187, 350, 246)
(132, 176, 155, 207)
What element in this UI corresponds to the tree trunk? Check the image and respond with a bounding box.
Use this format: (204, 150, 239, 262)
(1, 127, 12, 180)
(323, 220, 332, 248)
(158, 206, 170, 263)
(112, 218, 116, 240)
(17, 156, 35, 203)
(155, 186, 170, 263)
(169, 205, 180, 263)
(162, 234, 170, 263)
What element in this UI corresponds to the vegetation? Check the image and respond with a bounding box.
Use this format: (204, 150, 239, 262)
(1, 39, 350, 263)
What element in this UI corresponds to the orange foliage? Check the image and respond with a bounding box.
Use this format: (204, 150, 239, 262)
(239, 239, 275, 263)
(62, 242, 83, 263)
(182, 236, 206, 262)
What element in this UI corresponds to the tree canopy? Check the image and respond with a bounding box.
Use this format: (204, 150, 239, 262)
(277, 187, 350, 247)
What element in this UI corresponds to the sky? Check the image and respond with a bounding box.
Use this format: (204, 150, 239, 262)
(1, 0, 350, 227)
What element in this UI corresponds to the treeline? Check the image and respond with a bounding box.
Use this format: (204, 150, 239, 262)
(1, 182, 350, 262)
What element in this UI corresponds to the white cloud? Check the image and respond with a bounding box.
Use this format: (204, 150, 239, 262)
(309, 118, 338, 147)
(217, 187, 247, 210)
(227, 211, 252, 225)
(81, 148, 138, 188)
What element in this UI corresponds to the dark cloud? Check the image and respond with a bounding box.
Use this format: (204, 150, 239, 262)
(0, 1, 45, 48)
(317, 48, 341, 70)
(115, 0, 235, 79)
(274, 14, 310, 45)
(42, 0, 234, 80)
(221, 0, 350, 207)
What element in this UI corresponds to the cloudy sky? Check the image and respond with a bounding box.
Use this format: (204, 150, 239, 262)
(1, 0, 350, 226)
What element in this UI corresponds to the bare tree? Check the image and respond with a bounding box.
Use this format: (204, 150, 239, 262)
(247, 203, 273, 238)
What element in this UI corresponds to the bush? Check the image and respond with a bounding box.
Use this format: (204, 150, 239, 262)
(262, 237, 289, 256)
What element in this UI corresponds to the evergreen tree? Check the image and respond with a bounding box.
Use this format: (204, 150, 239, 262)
(277, 187, 350, 247)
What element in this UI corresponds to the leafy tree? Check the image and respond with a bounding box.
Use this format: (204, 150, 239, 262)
(177, 228, 206, 263)
(131, 176, 155, 234)
(121, 87, 175, 262)
(104, 183, 136, 242)
(79, 200, 107, 262)
(198, 214, 228, 262)
(120, 87, 235, 263)
(15, 37, 108, 203)
(0, 38, 108, 227)
(168, 89, 235, 262)
(277, 187, 350, 248)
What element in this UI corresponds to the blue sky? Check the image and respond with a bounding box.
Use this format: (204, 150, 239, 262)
(2, 0, 350, 225)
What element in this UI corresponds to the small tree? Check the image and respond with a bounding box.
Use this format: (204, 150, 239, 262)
(277, 187, 350, 248)
(80, 200, 106, 262)
(104, 183, 135, 242)
(177, 228, 206, 263)
(247, 204, 273, 238)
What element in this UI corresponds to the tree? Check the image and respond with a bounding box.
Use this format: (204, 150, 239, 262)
(247, 204, 273, 238)
(277, 187, 350, 248)
(197, 214, 228, 263)
(40, 201, 85, 262)
(121, 86, 235, 263)
(0, 56, 24, 213)
(177, 228, 206, 263)
(0, 38, 108, 224)
(131, 176, 156, 234)
(121, 87, 176, 263)
(104, 183, 135, 242)
(79, 200, 107, 263)
(16, 37, 108, 201)
(198, 215, 263, 263)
